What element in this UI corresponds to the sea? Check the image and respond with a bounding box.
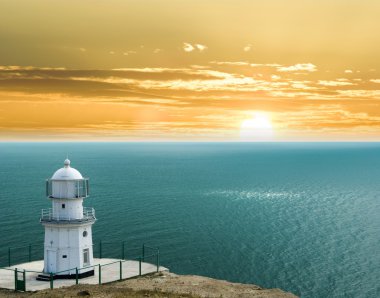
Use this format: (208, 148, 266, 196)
(0, 142, 379, 297)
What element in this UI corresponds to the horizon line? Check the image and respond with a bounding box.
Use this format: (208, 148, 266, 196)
(1, 140, 380, 143)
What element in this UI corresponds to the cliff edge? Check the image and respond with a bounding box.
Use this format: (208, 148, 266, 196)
(0, 271, 297, 298)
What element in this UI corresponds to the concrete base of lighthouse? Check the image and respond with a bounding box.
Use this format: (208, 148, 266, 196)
(36, 269, 94, 281)
(0, 258, 168, 291)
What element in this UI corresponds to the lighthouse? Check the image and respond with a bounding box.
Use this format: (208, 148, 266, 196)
(40, 159, 96, 278)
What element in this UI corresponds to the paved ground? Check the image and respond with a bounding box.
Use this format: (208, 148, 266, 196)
(0, 258, 168, 291)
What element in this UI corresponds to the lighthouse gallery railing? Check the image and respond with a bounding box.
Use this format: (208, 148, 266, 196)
(40, 207, 96, 223)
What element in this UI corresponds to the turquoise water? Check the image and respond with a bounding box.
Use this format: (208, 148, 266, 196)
(0, 142, 379, 297)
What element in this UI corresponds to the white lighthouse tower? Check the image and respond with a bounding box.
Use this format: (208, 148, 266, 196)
(40, 159, 96, 278)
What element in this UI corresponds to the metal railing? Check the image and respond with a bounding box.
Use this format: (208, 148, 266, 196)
(0, 243, 43, 268)
(40, 207, 96, 223)
(1, 241, 159, 271)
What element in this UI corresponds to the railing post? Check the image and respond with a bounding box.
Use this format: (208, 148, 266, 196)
(75, 267, 78, 285)
(139, 257, 142, 276)
(142, 244, 145, 262)
(99, 241, 102, 259)
(23, 270, 26, 291)
(8, 247, 11, 267)
(156, 248, 160, 272)
(98, 264, 101, 284)
(49, 273, 53, 289)
(14, 268, 17, 291)
(119, 260, 122, 280)
(121, 241, 125, 260)
(28, 244, 32, 262)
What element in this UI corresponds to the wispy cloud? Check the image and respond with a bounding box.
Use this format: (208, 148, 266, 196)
(243, 44, 252, 52)
(318, 80, 354, 86)
(1, 64, 379, 140)
(277, 63, 317, 72)
(0, 66, 66, 71)
(195, 44, 207, 51)
(183, 43, 195, 52)
(123, 51, 137, 56)
(0, 65, 378, 101)
(183, 43, 207, 52)
(210, 61, 249, 66)
(250, 63, 281, 68)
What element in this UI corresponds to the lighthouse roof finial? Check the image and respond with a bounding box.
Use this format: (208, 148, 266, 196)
(64, 158, 71, 168)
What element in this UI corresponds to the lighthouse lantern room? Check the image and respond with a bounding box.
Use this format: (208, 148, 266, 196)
(40, 159, 96, 278)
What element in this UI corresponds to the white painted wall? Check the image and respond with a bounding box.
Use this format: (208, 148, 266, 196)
(52, 198, 83, 220)
(43, 224, 94, 275)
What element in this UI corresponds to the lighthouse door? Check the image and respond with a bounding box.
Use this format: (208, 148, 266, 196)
(47, 250, 57, 273)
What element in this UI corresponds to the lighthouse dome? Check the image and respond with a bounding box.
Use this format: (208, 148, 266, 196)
(51, 159, 83, 180)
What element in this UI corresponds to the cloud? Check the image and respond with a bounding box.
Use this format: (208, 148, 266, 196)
(277, 63, 317, 72)
(210, 62, 284, 68)
(79, 48, 86, 52)
(183, 43, 207, 52)
(195, 44, 207, 51)
(1, 65, 376, 103)
(344, 69, 353, 73)
(183, 43, 195, 52)
(123, 51, 137, 56)
(250, 63, 281, 68)
(109, 51, 115, 55)
(338, 89, 380, 98)
(243, 44, 252, 52)
(0, 66, 66, 71)
(277, 105, 380, 133)
(190, 65, 209, 69)
(153, 48, 162, 54)
(210, 61, 249, 66)
(318, 80, 354, 86)
(1, 64, 380, 142)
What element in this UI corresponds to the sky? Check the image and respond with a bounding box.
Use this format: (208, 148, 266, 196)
(1, 0, 380, 141)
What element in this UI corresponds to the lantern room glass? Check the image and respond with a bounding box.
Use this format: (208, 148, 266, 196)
(46, 178, 89, 198)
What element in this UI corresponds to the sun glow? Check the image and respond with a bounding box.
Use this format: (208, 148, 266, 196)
(240, 112, 274, 141)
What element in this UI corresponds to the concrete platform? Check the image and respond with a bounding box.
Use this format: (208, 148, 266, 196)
(0, 258, 168, 291)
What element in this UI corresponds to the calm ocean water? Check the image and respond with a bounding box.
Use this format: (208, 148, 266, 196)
(0, 142, 379, 297)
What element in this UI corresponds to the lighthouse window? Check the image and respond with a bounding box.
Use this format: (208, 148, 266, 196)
(62, 204, 65, 209)
(62, 255, 67, 259)
(83, 231, 88, 237)
(83, 249, 89, 265)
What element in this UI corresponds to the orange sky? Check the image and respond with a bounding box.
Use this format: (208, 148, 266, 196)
(1, 0, 380, 141)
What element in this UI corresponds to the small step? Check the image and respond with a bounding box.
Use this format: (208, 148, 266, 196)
(36, 274, 51, 281)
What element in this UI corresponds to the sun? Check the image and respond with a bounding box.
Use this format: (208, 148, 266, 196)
(240, 112, 274, 141)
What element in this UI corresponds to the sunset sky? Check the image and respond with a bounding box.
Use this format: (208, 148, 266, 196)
(1, 0, 380, 141)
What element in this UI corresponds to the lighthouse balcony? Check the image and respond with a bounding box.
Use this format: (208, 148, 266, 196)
(40, 207, 96, 224)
